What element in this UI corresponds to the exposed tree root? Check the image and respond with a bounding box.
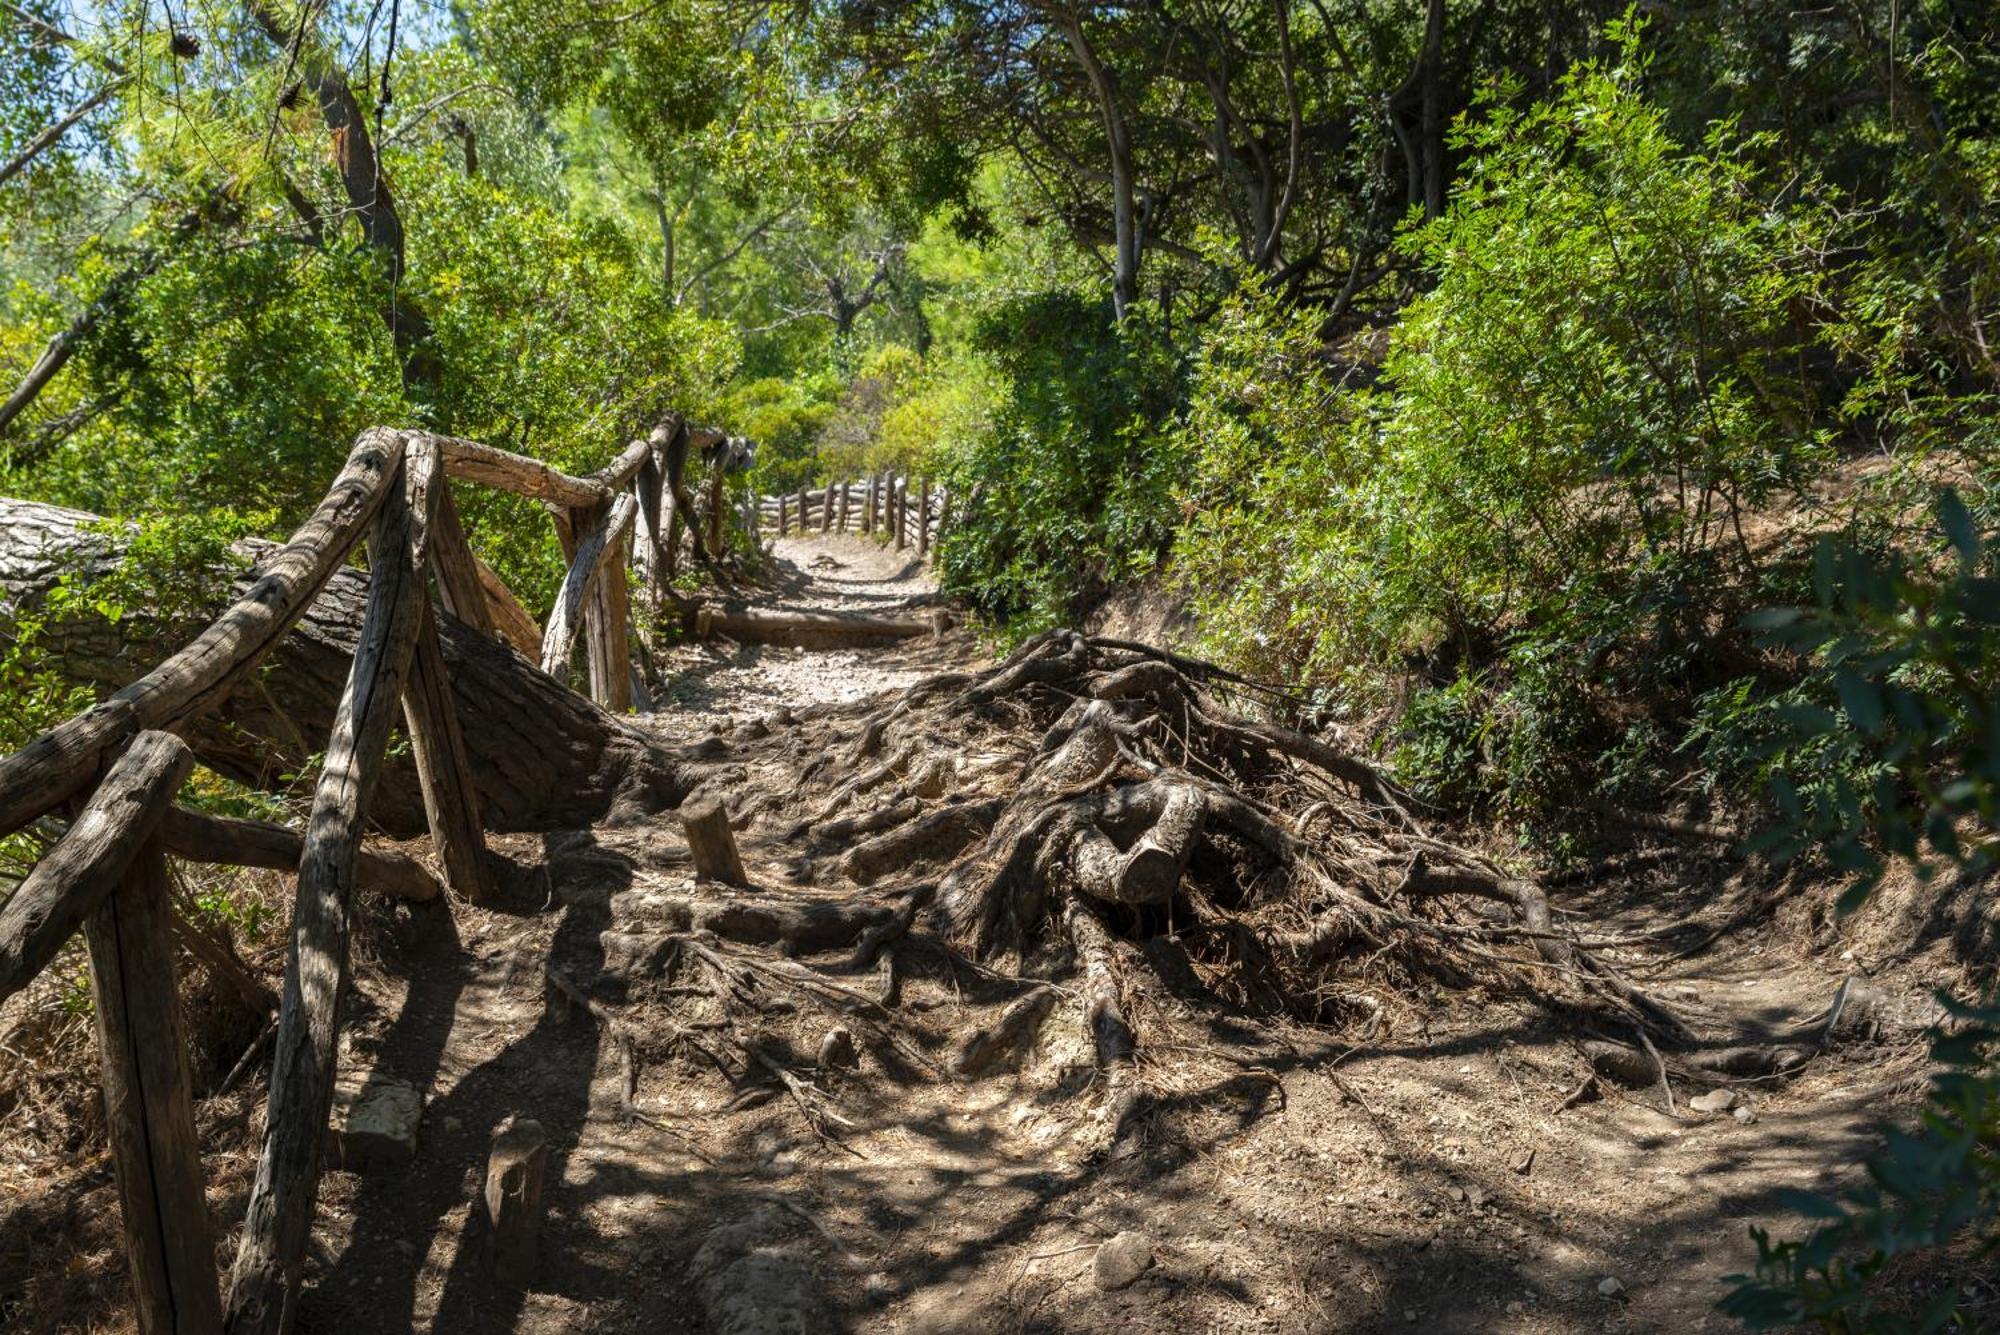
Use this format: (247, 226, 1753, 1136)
(550, 630, 1759, 1143)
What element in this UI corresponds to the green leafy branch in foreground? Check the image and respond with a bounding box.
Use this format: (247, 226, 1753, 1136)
(1723, 494, 2000, 1332)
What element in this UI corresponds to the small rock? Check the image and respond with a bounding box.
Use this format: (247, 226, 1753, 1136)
(1446, 1186, 1467, 1203)
(1093, 1231, 1154, 1291)
(863, 1272, 894, 1305)
(327, 1071, 422, 1171)
(1467, 1186, 1489, 1210)
(1689, 1089, 1737, 1114)
(1732, 1104, 1759, 1125)
(1506, 1301, 1525, 1315)
(1597, 1276, 1626, 1299)
(1511, 1148, 1536, 1175)
(817, 1027, 859, 1071)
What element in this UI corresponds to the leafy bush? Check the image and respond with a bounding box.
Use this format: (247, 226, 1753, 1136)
(1169, 49, 1891, 818)
(934, 291, 1185, 631)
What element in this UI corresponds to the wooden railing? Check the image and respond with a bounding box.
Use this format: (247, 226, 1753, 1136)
(755, 471, 950, 561)
(0, 413, 730, 1335)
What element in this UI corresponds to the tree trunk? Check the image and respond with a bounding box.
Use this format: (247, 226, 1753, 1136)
(1056, 12, 1141, 319)
(0, 499, 687, 835)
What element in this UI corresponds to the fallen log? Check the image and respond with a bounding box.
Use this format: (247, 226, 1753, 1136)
(0, 430, 401, 836)
(693, 605, 939, 649)
(0, 497, 689, 835)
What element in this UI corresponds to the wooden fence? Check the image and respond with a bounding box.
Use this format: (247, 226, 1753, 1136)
(754, 471, 950, 561)
(0, 413, 734, 1335)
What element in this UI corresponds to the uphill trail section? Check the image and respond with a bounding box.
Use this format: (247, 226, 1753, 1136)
(0, 508, 1939, 1335)
(646, 531, 972, 738)
(201, 532, 1916, 1335)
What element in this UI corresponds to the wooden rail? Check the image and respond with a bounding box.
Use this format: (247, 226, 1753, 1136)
(0, 410, 748, 1334)
(759, 471, 949, 559)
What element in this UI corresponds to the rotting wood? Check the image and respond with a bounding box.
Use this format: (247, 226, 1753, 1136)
(159, 807, 442, 902)
(403, 598, 496, 901)
(585, 434, 653, 495)
(681, 796, 749, 887)
(430, 431, 606, 508)
(540, 493, 638, 680)
(0, 730, 194, 1004)
(0, 427, 403, 838)
(86, 822, 224, 1335)
(585, 521, 634, 713)
(223, 444, 433, 1335)
(693, 606, 934, 649)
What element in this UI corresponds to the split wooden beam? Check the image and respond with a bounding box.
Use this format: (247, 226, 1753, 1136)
(428, 479, 495, 639)
(395, 445, 496, 903)
(223, 440, 435, 1335)
(473, 556, 542, 658)
(541, 493, 637, 697)
(917, 478, 931, 560)
(0, 731, 194, 1004)
(82, 735, 222, 1335)
(0, 427, 403, 838)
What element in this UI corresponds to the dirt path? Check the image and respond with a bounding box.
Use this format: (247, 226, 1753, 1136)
(113, 537, 1930, 1335)
(644, 534, 973, 741)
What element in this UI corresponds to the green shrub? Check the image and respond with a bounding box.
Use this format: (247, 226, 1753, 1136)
(1722, 497, 2000, 1330)
(934, 291, 1185, 631)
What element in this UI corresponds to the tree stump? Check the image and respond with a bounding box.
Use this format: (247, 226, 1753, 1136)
(681, 797, 749, 887)
(484, 1118, 548, 1285)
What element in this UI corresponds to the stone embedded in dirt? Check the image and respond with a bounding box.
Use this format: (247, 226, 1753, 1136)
(691, 1206, 831, 1335)
(1597, 1276, 1626, 1299)
(326, 1070, 422, 1171)
(817, 1026, 859, 1070)
(1511, 1148, 1535, 1175)
(1733, 1104, 1759, 1125)
(1093, 1231, 1155, 1290)
(1689, 1089, 1738, 1114)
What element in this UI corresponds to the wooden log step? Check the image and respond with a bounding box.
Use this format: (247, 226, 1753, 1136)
(693, 606, 941, 649)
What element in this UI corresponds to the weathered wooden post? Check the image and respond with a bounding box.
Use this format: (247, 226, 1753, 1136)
(893, 475, 907, 551)
(819, 483, 834, 534)
(797, 486, 809, 533)
(681, 796, 748, 886)
(917, 478, 931, 560)
(485, 1118, 548, 1285)
(861, 474, 876, 535)
(225, 435, 434, 1333)
(79, 733, 224, 1335)
(399, 439, 500, 901)
(777, 493, 789, 536)
(836, 480, 850, 533)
